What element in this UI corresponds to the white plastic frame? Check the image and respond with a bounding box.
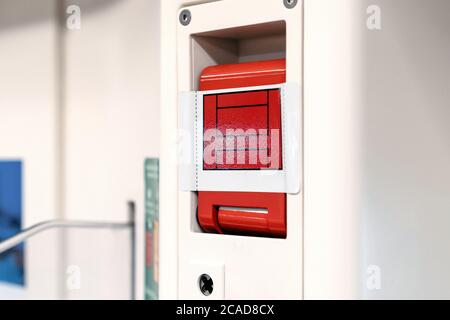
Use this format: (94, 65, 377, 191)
(179, 83, 300, 193)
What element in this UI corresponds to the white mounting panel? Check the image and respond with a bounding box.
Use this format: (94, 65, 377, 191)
(177, 0, 303, 299)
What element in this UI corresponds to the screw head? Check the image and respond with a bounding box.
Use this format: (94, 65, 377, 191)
(179, 9, 191, 26)
(199, 274, 213, 296)
(283, 0, 298, 9)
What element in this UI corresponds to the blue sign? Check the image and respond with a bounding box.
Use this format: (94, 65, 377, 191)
(0, 161, 24, 286)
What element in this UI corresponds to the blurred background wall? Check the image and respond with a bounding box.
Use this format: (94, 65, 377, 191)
(62, 0, 160, 300)
(0, 0, 61, 299)
(0, 0, 160, 299)
(360, 0, 450, 299)
(305, 0, 450, 299)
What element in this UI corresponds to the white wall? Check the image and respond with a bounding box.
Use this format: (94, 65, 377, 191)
(0, 0, 161, 299)
(0, 0, 60, 230)
(305, 0, 450, 299)
(360, 0, 450, 299)
(63, 0, 160, 299)
(63, 0, 160, 223)
(0, 0, 61, 298)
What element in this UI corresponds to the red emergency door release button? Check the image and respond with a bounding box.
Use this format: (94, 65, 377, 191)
(197, 59, 287, 238)
(198, 191, 286, 238)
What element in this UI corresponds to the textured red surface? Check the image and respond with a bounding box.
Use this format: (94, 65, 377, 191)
(203, 89, 282, 170)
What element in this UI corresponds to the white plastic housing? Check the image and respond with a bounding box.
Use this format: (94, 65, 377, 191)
(176, 0, 303, 299)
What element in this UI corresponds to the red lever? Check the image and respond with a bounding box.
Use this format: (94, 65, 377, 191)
(198, 191, 286, 238)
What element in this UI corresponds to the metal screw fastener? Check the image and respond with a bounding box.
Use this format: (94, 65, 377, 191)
(179, 9, 191, 26)
(199, 274, 213, 296)
(283, 0, 298, 9)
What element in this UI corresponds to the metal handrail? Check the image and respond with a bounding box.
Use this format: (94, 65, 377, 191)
(0, 219, 132, 254)
(0, 211, 136, 299)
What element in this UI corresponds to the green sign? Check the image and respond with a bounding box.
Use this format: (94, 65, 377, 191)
(145, 158, 159, 300)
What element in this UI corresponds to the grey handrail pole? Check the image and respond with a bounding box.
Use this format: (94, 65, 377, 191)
(0, 219, 132, 254)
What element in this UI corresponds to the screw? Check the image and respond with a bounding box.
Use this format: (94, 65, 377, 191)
(179, 9, 191, 26)
(283, 0, 298, 9)
(199, 274, 213, 296)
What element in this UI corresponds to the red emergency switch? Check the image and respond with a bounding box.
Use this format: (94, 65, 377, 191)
(198, 59, 287, 238)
